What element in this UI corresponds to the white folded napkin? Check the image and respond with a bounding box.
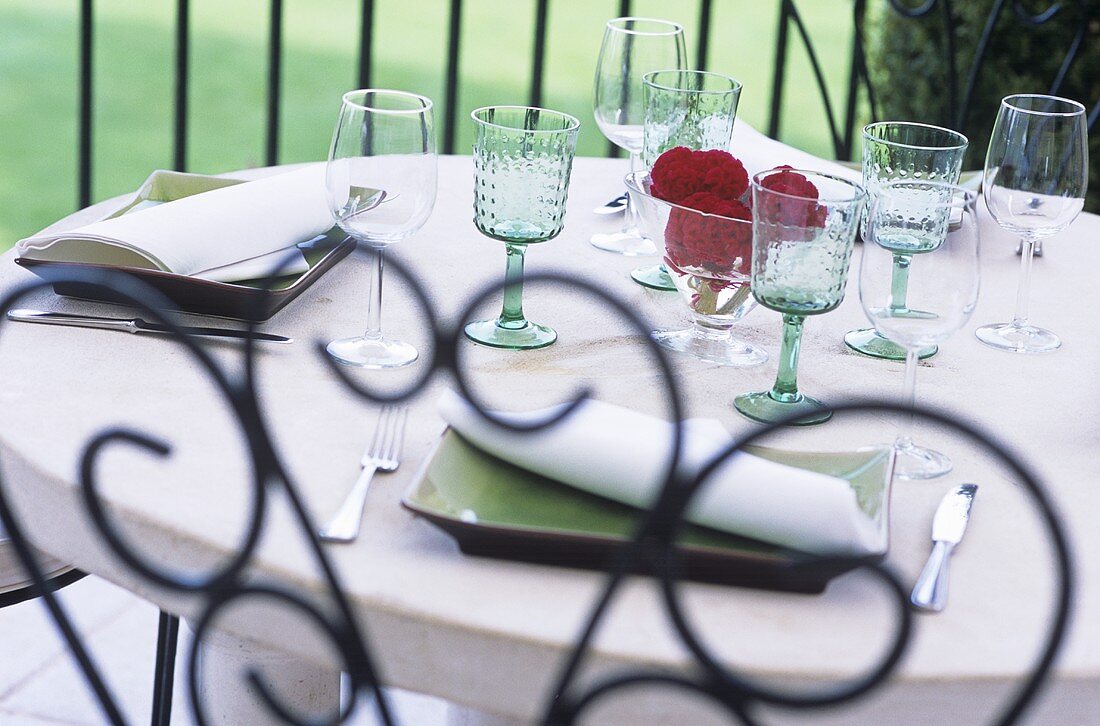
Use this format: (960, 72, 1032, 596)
(732, 119, 863, 183)
(438, 390, 886, 557)
(17, 165, 332, 281)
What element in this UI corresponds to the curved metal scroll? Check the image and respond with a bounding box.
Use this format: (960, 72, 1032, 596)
(0, 248, 1075, 725)
(771, 0, 1096, 160)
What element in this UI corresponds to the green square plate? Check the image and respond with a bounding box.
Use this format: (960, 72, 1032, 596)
(402, 430, 893, 594)
(15, 170, 354, 322)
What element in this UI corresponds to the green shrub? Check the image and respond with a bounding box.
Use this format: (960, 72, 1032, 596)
(863, 0, 1099, 210)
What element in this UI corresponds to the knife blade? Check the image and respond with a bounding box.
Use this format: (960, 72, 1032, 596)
(593, 193, 628, 215)
(910, 483, 978, 612)
(6, 309, 291, 344)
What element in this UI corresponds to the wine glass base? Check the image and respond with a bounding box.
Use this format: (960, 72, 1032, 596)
(653, 328, 767, 367)
(327, 336, 418, 369)
(894, 442, 952, 480)
(590, 231, 656, 256)
(464, 318, 557, 350)
(844, 328, 937, 360)
(630, 264, 676, 291)
(975, 322, 1061, 354)
(734, 390, 832, 426)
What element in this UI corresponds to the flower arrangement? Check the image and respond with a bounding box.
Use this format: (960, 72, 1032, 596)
(649, 147, 824, 275)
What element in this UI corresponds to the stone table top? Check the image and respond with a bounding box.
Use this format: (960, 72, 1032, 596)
(0, 155, 1096, 724)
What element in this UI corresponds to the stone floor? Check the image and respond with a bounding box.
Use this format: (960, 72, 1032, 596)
(0, 576, 450, 725)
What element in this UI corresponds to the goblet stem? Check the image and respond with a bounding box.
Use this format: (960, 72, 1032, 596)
(498, 243, 529, 329)
(622, 152, 641, 235)
(897, 347, 919, 450)
(769, 314, 805, 402)
(1012, 236, 1037, 329)
(363, 246, 384, 341)
(889, 254, 912, 314)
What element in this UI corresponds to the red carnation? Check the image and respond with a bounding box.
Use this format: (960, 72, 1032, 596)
(664, 192, 753, 275)
(650, 147, 749, 204)
(756, 166, 827, 230)
(650, 145, 693, 181)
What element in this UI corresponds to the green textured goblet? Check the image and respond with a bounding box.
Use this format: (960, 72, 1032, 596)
(632, 69, 742, 292)
(844, 121, 968, 361)
(464, 106, 580, 350)
(735, 169, 866, 426)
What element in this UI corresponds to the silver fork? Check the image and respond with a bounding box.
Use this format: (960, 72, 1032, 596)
(319, 407, 408, 543)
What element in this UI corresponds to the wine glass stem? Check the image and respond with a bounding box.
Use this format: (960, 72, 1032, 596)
(1012, 236, 1037, 329)
(897, 348, 919, 450)
(622, 152, 641, 234)
(363, 247, 384, 341)
(498, 243, 529, 330)
(769, 314, 805, 403)
(889, 254, 912, 314)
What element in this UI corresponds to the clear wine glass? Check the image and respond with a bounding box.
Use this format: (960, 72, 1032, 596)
(464, 106, 580, 350)
(860, 182, 980, 479)
(844, 121, 968, 361)
(734, 169, 866, 426)
(631, 69, 742, 292)
(976, 94, 1088, 354)
(325, 89, 437, 368)
(592, 17, 687, 256)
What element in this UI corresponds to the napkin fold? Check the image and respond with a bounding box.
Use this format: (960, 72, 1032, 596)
(438, 390, 885, 557)
(16, 165, 332, 281)
(732, 119, 863, 183)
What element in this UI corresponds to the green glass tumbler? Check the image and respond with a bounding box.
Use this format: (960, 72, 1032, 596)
(631, 69, 743, 293)
(734, 169, 866, 426)
(464, 106, 580, 350)
(844, 121, 968, 362)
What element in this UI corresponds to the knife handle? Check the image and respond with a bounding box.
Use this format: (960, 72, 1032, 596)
(7, 309, 136, 333)
(911, 540, 955, 612)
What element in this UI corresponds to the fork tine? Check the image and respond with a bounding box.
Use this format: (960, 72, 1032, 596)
(371, 406, 394, 459)
(391, 408, 409, 461)
(378, 407, 398, 461)
(382, 407, 405, 462)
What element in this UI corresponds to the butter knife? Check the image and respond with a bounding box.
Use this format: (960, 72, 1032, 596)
(910, 483, 978, 612)
(7, 309, 291, 344)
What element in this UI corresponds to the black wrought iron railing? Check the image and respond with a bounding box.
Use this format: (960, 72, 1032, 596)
(771, 0, 1100, 160)
(74, 0, 1099, 209)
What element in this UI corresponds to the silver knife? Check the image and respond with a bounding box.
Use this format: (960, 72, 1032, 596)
(6, 309, 291, 344)
(910, 483, 978, 612)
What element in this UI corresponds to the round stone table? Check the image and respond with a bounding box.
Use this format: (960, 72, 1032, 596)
(0, 156, 1096, 724)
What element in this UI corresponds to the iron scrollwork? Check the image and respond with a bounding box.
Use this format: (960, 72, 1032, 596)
(0, 248, 1076, 724)
(771, 0, 1096, 161)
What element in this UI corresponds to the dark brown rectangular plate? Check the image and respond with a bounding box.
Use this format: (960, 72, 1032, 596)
(15, 227, 354, 322)
(402, 430, 892, 594)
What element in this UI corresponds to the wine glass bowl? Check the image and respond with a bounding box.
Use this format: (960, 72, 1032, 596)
(844, 121, 968, 361)
(325, 89, 437, 369)
(860, 181, 980, 479)
(591, 17, 687, 256)
(976, 94, 1088, 354)
(734, 169, 866, 426)
(627, 172, 765, 366)
(464, 106, 580, 350)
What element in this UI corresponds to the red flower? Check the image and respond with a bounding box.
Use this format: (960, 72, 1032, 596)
(756, 165, 827, 230)
(650, 147, 749, 204)
(664, 192, 753, 275)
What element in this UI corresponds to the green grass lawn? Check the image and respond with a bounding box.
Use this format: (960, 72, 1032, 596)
(0, 0, 854, 247)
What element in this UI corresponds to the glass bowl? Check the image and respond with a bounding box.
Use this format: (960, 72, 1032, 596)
(626, 171, 766, 366)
